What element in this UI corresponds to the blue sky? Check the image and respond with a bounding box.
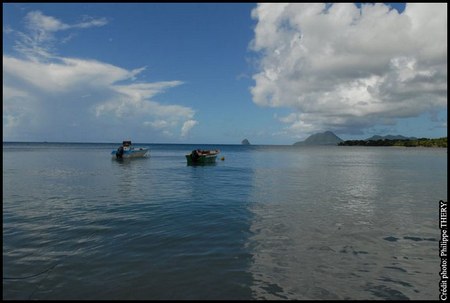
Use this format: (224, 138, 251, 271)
(3, 3, 447, 144)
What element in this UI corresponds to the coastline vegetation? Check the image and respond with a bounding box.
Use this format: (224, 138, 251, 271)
(338, 137, 447, 148)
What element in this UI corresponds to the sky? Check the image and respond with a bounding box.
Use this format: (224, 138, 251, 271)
(3, 3, 447, 144)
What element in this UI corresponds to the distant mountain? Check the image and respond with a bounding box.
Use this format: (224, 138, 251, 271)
(293, 131, 343, 146)
(241, 138, 251, 145)
(365, 135, 417, 141)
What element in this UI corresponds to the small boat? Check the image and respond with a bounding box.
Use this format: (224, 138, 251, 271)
(111, 140, 149, 159)
(186, 149, 220, 165)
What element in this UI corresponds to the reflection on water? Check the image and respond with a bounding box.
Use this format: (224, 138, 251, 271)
(247, 147, 444, 300)
(3, 144, 446, 300)
(4, 144, 257, 300)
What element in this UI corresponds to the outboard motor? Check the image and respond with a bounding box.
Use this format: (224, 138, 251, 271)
(116, 146, 124, 159)
(191, 149, 200, 160)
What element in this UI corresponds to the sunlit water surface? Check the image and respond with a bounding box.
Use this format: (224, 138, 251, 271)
(3, 143, 447, 299)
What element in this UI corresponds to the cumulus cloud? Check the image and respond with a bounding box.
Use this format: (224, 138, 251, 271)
(250, 3, 447, 138)
(3, 11, 198, 142)
(181, 120, 199, 137)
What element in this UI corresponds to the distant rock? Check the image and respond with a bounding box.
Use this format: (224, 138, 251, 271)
(293, 131, 343, 146)
(241, 139, 251, 145)
(365, 134, 417, 141)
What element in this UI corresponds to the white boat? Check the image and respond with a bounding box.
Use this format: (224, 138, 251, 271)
(111, 141, 149, 159)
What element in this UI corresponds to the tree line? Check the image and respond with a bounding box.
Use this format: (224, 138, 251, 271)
(338, 137, 447, 148)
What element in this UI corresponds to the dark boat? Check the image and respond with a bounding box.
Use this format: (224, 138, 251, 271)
(186, 149, 220, 165)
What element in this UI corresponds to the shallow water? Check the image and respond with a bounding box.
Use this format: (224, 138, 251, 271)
(3, 143, 447, 299)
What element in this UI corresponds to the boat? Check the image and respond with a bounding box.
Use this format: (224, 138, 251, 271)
(111, 140, 149, 159)
(186, 149, 220, 165)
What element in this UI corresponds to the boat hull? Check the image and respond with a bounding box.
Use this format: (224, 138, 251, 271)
(185, 154, 217, 165)
(111, 148, 149, 159)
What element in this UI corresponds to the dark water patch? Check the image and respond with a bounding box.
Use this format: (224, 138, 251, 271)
(378, 276, 413, 288)
(366, 283, 409, 300)
(404, 236, 423, 242)
(260, 283, 289, 299)
(384, 266, 407, 273)
(309, 287, 339, 300)
(383, 236, 399, 242)
(339, 245, 369, 256)
(403, 236, 438, 242)
(350, 272, 362, 278)
(307, 245, 336, 252)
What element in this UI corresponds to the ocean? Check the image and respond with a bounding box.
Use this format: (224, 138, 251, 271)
(3, 142, 447, 299)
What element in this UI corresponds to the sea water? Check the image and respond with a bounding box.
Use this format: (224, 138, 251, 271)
(3, 142, 447, 299)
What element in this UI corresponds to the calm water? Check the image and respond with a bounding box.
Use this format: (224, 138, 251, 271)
(3, 142, 447, 300)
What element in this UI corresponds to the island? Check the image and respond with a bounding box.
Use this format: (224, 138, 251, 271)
(241, 139, 251, 145)
(293, 131, 343, 146)
(339, 137, 447, 147)
(292, 131, 447, 148)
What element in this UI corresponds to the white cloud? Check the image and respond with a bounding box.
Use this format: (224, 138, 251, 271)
(3, 11, 197, 142)
(250, 3, 447, 137)
(25, 10, 108, 32)
(25, 10, 70, 32)
(13, 10, 108, 60)
(144, 120, 172, 129)
(181, 120, 199, 137)
(74, 15, 109, 29)
(3, 56, 134, 92)
(3, 55, 197, 141)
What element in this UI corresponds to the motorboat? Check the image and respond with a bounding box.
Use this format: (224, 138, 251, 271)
(112, 140, 149, 159)
(186, 149, 220, 165)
